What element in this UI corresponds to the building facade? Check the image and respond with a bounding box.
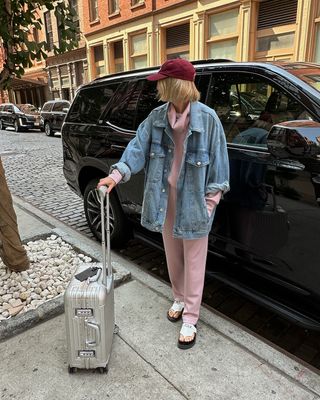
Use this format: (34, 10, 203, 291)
(0, 0, 88, 106)
(82, 0, 320, 81)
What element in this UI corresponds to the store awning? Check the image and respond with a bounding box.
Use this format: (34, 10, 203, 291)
(10, 77, 46, 90)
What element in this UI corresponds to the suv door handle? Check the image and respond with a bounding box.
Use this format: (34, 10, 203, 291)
(274, 159, 305, 171)
(111, 145, 126, 151)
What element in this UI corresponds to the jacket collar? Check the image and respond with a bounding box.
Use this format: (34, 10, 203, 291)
(153, 102, 204, 133)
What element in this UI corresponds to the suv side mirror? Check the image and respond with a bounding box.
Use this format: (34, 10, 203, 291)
(267, 121, 320, 158)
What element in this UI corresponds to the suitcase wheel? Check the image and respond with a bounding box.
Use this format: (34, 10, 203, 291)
(68, 366, 77, 374)
(97, 366, 108, 374)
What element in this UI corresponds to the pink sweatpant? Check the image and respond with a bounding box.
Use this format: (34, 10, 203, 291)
(162, 186, 208, 325)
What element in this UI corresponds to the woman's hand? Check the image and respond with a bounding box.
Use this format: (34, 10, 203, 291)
(97, 177, 116, 193)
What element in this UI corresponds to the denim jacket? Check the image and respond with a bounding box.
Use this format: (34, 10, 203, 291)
(110, 101, 230, 239)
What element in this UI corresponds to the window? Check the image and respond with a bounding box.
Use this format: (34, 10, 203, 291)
(165, 23, 190, 60)
(110, 41, 124, 73)
(130, 33, 147, 69)
(44, 11, 54, 51)
(109, 0, 119, 15)
(93, 45, 105, 78)
(53, 101, 70, 112)
(107, 80, 159, 131)
(89, 0, 98, 21)
(67, 83, 118, 124)
(255, 0, 297, 61)
(33, 28, 39, 43)
(42, 103, 52, 112)
(207, 9, 238, 61)
(131, 0, 144, 6)
(257, 32, 295, 52)
(206, 73, 314, 146)
(70, 0, 80, 41)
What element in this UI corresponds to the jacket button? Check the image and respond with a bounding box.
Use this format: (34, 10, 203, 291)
(150, 152, 155, 156)
(197, 161, 201, 166)
(160, 208, 163, 212)
(168, 149, 172, 153)
(162, 189, 165, 192)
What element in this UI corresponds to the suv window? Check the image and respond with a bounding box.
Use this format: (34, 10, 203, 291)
(0, 105, 4, 112)
(4, 105, 13, 112)
(53, 101, 69, 112)
(42, 102, 52, 112)
(107, 80, 159, 131)
(67, 83, 118, 124)
(207, 73, 314, 147)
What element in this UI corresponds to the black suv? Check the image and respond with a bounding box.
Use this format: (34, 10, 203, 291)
(0, 103, 38, 132)
(40, 100, 70, 136)
(62, 61, 320, 330)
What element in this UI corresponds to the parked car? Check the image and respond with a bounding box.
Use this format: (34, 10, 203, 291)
(0, 103, 39, 132)
(62, 60, 320, 330)
(40, 99, 70, 136)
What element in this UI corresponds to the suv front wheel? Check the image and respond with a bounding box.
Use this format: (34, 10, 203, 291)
(84, 178, 130, 248)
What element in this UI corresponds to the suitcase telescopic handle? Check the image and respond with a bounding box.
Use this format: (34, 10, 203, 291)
(98, 186, 112, 284)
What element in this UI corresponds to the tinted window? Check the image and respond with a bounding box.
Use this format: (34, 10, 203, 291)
(42, 103, 52, 112)
(67, 83, 118, 124)
(207, 73, 315, 147)
(107, 79, 161, 131)
(53, 101, 69, 112)
(0, 105, 4, 112)
(4, 105, 13, 112)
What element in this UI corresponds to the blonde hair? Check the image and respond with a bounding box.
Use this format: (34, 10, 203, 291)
(157, 77, 200, 103)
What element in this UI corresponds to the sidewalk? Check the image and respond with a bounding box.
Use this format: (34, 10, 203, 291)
(0, 196, 319, 400)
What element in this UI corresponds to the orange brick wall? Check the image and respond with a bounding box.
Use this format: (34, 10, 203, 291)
(83, 0, 152, 36)
(155, 0, 192, 11)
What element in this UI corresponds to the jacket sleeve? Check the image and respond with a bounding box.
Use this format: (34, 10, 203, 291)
(109, 115, 152, 183)
(206, 116, 230, 195)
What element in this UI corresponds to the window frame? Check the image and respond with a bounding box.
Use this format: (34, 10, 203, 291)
(108, 0, 120, 15)
(44, 11, 54, 51)
(208, 70, 316, 148)
(129, 31, 148, 70)
(162, 21, 190, 61)
(89, 0, 99, 22)
(206, 8, 239, 61)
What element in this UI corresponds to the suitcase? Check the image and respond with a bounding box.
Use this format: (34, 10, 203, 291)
(64, 186, 114, 373)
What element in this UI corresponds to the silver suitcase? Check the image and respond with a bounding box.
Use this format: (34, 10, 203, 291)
(64, 187, 114, 373)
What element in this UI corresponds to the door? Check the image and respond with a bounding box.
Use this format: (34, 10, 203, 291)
(52, 101, 69, 131)
(206, 70, 320, 312)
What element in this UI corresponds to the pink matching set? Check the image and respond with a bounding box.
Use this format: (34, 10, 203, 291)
(109, 102, 221, 325)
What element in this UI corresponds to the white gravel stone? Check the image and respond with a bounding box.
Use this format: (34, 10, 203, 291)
(0, 236, 94, 319)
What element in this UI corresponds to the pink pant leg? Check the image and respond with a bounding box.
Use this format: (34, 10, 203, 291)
(182, 236, 208, 325)
(162, 187, 184, 301)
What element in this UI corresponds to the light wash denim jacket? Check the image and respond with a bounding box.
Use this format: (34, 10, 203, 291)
(110, 101, 230, 239)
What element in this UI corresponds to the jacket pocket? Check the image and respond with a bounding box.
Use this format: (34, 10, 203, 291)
(147, 142, 165, 183)
(185, 151, 210, 192)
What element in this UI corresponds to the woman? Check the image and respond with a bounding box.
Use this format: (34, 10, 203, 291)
(98, 58, 230, 349)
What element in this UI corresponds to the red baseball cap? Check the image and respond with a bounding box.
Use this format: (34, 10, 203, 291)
(147, 59, 196, 82)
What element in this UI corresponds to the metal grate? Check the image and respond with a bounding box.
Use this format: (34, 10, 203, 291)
(166, 23, 190, 49)
(258, 0, 298, 30)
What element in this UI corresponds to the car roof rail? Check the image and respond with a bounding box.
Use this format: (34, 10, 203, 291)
(92, 58, 235, 83)
(191, 59, 235, 65)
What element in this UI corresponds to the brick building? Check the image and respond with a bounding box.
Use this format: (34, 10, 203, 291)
(0, 0, 87, 106)
(83, 0, 320, 81)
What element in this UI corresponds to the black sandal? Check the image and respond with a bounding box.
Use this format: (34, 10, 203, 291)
(178, 323, 197, 350)
(167, 300, 184, 323)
